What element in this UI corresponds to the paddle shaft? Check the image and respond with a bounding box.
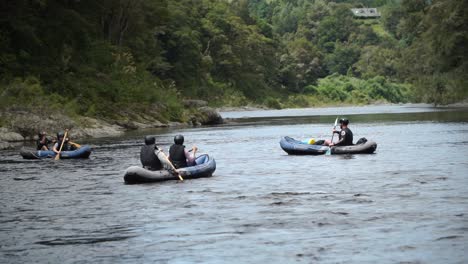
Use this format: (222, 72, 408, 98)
(54, 129, 68, 160)
(330, 125, 337, 143)
(326, 118, 338, 155)
(160, 151, 184, 181)
(330, 117, 339, 143)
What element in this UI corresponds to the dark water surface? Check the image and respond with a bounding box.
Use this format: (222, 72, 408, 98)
(1, 105, 467, 263)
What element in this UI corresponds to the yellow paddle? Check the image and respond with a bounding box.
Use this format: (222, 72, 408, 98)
(160, 151, 184, 181)
(55, 129, 69, 160)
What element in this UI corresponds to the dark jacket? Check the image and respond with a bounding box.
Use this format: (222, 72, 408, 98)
(140, 144, 163, 171)
(335, 127, 353, 146)
(55, 140, 72, 151)
(36, 137, 50, 150)
(169, 144, 187, 169)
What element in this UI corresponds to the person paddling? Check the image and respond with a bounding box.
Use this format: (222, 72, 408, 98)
(324, 118, 353, 146)
(140, 136, 165, 171)
(53, 131, 71, 154)
(168, 135, 197, 169)
(52, 131, 80, 155)
(36, 131, 51, 150)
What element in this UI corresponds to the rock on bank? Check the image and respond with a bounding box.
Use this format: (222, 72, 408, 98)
(0, 103, 223, 149)
(0, 112, 125, 149)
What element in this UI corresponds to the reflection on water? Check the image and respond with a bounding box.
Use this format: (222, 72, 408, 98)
(1, 105, 467, 263)
(219, 103, 458, 119)
(221, 105, 468, 127)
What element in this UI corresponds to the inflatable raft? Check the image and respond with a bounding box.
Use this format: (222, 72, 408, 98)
(329, 140, 377, 154)
(124, 154, 216, 184)
(280, 136, 329, 155)
(280, 136, 377, 155)
(20, 145, 92, 159)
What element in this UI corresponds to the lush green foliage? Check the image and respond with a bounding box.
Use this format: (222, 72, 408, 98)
(281, 74, 409, 108)
(248, 0, 467, 105)
(315, 74, 409, 103)
(394, 0, 468, 105)
(0, 0, 466, 121)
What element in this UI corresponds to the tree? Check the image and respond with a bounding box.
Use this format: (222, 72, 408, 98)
(325, 43, 360, 75)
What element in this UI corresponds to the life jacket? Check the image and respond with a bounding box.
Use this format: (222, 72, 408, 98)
(337, 127, 353, 146)
(140, 144, 162, 171)
(56, 140, 71, 151)
(169, 144, 187, 169)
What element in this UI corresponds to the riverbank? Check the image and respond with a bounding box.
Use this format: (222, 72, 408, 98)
(215, 99, 406, 113)
(444, 98, 468, 108)
(0, 100, 223, 150)
(3, 100, 467, 150)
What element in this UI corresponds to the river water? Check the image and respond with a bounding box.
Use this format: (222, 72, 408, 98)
(1, 104, 467, 263)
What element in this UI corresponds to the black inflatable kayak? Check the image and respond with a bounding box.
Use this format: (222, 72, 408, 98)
(330, 140, 377, 154)
(124, 154, 216, 184)
(280, 136, 377, 155)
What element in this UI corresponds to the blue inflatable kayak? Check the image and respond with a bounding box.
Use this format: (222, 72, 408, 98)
(124, 154, 216, 184)
(280, 136, 377, 155)
(20, 145, 93, 159)
(280, 136, 329, 155)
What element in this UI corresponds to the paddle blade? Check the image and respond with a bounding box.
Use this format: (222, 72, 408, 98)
(326, 147, 332, 155)
(54, 153, 60, 160)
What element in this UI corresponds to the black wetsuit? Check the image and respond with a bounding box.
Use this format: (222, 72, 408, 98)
(169, 144, 187, 169)
(334, 127, 353, 146)
(140, 144, 163, 171)
(36, 137, 50, 150)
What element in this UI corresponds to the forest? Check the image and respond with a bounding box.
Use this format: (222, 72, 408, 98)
(0, 0, 467, 122)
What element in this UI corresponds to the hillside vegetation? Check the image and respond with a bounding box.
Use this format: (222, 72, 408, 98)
(1, 0, 466, 123)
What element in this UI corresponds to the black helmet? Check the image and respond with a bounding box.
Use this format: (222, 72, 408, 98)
(144, 136, 155, 145)
(57, 131, 65, 139)
(339, 118, 349, 125)
(174, 134, 184, 145)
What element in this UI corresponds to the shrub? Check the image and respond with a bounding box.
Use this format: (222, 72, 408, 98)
(311, 74, 409, 104)
(264, 97, 282, 109)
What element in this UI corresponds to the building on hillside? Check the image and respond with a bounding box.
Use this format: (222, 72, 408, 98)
(350, 8, 381, 18)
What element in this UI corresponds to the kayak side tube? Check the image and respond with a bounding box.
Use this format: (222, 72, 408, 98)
(279, 136, 328, 155)
(331, 141, 377, 155)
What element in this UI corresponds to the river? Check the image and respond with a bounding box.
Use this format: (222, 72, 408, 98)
(1, 104, 467, 263)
